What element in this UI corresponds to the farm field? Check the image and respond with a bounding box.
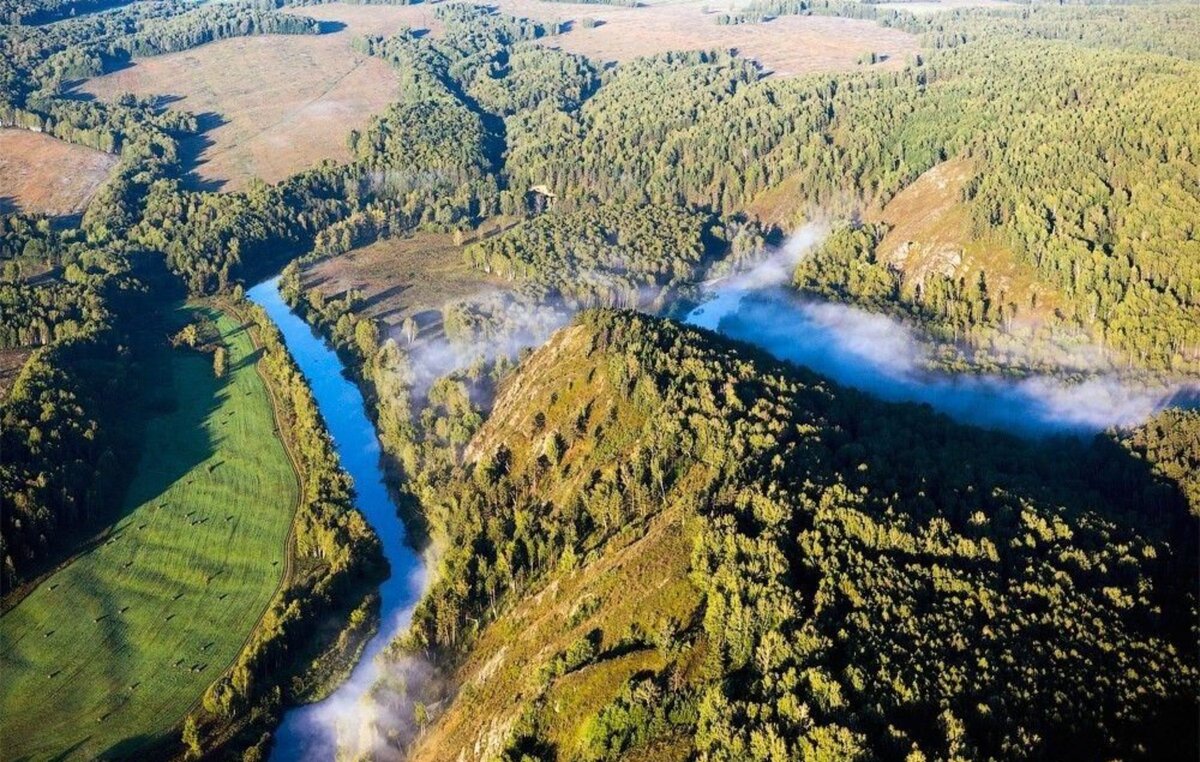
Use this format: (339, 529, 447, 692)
(76, 3, 428, 191)
(0, 305, 299, 761)
(302, 230, 503, 336)
(0, 129, 117, 218)
(75, 0, 918, 193)
(492, 0, 921, 76)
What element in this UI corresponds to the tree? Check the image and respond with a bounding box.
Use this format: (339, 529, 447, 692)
(182, 715, 201, 759)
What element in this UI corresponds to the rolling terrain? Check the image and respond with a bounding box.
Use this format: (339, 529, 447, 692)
(2, 0, 1199, 758)
(0, 305, 299, 760)
(77, 4, 413, 191)
(402, 310, 1199, 760)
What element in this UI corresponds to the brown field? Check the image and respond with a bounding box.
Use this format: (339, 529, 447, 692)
(869, 157, 1060, 319)
(0, 130, 117, 218)
(74, 0, 921, 192)
(495, 0, 921, 76)
(874, 0, 1017, 15)
(76, 4, 438, 191)
(301, 228, 504, 338)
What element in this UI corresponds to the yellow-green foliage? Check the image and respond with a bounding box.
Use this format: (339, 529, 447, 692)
(409, 311, 1198, 761)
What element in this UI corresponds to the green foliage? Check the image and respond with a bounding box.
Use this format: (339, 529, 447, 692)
(464, 203, 712, 308)
(407, 309, 1198, 759)
(0, 306, 300, 758)
(468, 45, 598, 116)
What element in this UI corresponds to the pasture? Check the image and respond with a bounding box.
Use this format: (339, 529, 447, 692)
(493, 0, 922, 76)
(0, 305, 299, 760)
(76, 4, 425, 191)
(0, 129, 117, 218)
(74, 0, 919, 193)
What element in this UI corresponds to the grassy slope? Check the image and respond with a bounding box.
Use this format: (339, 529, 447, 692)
(301, 230, 499, 334)
(409, 312, 1198, 760)
(412, 323, 705, 761)
(0, 305, 299, 761)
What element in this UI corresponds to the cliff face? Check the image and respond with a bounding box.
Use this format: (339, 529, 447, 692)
(407, 310, 1198, 762)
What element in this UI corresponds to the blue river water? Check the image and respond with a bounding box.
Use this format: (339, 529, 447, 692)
(250, 263, 1195, 758)
(686, 287, 1196, 438)
(248, 278, 424, 761)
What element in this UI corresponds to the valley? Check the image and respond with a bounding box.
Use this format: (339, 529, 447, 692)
(1, 0, 1198, 759)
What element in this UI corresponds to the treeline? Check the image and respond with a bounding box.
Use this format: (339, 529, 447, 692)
(406, 309, 1198, 760)
(191, 298, 385, 758)
(913, 4, 1200, 60)
(1, 1, 321, 97)
(0, 0, 130, 26)
(467, 45, 598, 116)
(0, 278, 109, 348)
(462, 204, 713, 309)
(792, 223, 1024, 358)
(0, 337, 124, 591)
(498, 30, 1199, 368)
(0, 251, 146, 592)
(0, 212, 80, 266)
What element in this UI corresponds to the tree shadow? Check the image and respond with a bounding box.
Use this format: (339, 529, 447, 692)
(176, 111, 229, 193)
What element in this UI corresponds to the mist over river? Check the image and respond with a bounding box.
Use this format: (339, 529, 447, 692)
(686, 287, 1195, 437)
(249, 228, 1195, 756)
(684, 226, 1197, 438)
(249, 279, 427, 761)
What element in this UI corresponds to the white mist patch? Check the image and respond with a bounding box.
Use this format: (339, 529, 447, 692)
(397, 292, 573, 396)
(271, 563, 434, 761)
(683, 227, 1195, 436)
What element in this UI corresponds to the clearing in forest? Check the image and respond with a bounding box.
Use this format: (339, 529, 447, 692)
(302, 229, 504, 336)
(0, 305, 299, 761)
(76, 3, 431, 191)
(0, 129, 117, 218)
(870, 157, 1059, 321)
(493, 0, 921, 76)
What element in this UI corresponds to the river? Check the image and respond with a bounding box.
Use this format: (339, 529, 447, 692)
(250, 256, 1194, 757)
(248, 279, 425, 761)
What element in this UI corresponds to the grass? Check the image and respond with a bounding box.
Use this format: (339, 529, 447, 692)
(870, 156, 1063, 322)
(301, 228, 505, 335)
(0, 304, 299, 761)
(75, 3, 422, 192)
(0, 129, 117, 219)
(491, 0, 920, 77)
(410, 324, 703, 761)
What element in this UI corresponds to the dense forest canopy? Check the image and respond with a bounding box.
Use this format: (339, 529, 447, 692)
(2, 0, 1198, 757)
(396, 309, 1199, 760)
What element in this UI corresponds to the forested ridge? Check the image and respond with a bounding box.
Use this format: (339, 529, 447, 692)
(2, 0, 1199, 758)
(393, 310, 1199, 760)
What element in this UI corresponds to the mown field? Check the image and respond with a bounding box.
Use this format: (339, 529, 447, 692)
(496, 0, 921, 76)
(0, 128, 117, 218)
(0, 305, 299, 760)
(77, 3, 415, 191)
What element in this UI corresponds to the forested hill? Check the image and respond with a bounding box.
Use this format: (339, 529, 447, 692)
(403, 310, 1199, 761)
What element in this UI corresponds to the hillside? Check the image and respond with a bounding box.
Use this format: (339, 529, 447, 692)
(400, 310, 1198, 761)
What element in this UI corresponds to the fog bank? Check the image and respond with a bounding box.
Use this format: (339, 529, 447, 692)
(685, 226, 1196, 436)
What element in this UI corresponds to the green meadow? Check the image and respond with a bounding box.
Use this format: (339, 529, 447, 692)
(0, 305, 299, 760)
